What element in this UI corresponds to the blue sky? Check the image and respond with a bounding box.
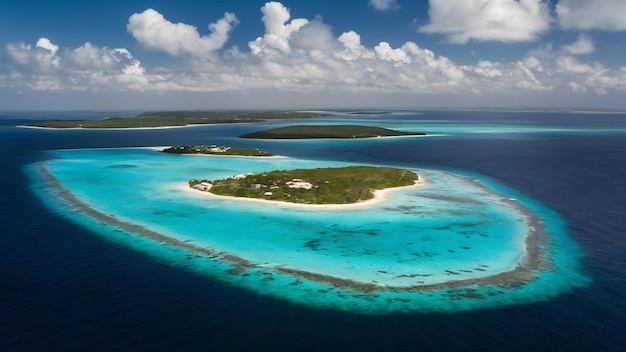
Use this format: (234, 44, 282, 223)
(1, 0, 626, 110)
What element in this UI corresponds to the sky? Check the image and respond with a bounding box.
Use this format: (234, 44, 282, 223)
(1, 0, 626, 110)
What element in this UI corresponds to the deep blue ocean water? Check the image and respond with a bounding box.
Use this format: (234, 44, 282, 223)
(1, 110, 625, 351)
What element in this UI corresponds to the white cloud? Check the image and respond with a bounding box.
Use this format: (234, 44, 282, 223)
(249, 2, 309, 55)
(5, 43, 34, 66)
(514, 58, 546, 90)
(524, 56, 543, 72)
(553, 56, 626, 95)
(336, 31, 374, 61)
(369, 0, 400, 11)
(69, 42, 129, 69)
(569, 82, 587, 93)
(5, 37, 61, 71)
(375, 42, 411, 63)
(527, 35, 595, 60)
(557, 0, 626, 30)
(127, 8, 238, 57)
(419, 0, 551, 43)
(473, 61, 503, 78)
(562, 34, 594, 55)
(290, 20, 337, 52)
(3, 1, 626, 104)
(557, 56, 598, 74)
(65, 44, 148, 87)
(36, 38, 59, 56)
(2, 38, 149, 90)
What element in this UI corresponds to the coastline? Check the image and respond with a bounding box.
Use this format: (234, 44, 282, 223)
(241, 134, 444, 141)
(179, 178, 426, 210)
(144, 146, 171, 151)
(17, 122, 256, 130)
(18, 125, 448, 140)
(38, 162, 548, 293)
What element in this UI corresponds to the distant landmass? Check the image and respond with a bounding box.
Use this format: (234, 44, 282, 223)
(344, 111, 392, 115)
(27, 111, 331, 128)
(240, 125, 426, 139)
(421, 106, 625, 112)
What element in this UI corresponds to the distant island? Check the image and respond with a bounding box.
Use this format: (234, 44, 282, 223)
(162, 145, 275, 157)
(189, 166, 419, 205)
(345, 111, 392, 115)
(240, 125, 426, 139)
(28, 111, 330, 129)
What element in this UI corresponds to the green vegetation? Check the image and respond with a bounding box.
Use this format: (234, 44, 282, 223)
(28, 111, 330, 129)
(239, 125, 426, 139)
(345, 111, 392, 115)
(189, 166, 419, 205)
(162, 145, 274, 157)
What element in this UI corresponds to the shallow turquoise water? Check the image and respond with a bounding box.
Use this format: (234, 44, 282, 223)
(257, 113, 626, 136)
(32, 147, 588, 313)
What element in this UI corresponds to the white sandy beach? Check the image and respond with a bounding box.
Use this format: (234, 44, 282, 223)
(17, 124, 214, 131)
(145, 146, 171, 151)
(178, 177, 425, 211)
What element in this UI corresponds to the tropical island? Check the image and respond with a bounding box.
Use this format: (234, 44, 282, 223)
(189, 166, 419, 205)
(239, 125, 426, 139)
(345, 111, 392, 115)
(28, 110, 330, 129)
(162, 145, 274, 157)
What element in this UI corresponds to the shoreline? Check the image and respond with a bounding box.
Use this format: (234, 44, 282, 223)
(17, 122, 256, 131)
(180, 178, 425, 211)
(19, 125, 448, 140)
(241, 133, 443, 141)
(37, 163, 548, 293)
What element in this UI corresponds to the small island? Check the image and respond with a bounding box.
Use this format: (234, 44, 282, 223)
(28, 111, 330, 129)
(189, 166, 419, 205)
(162, 145, 274, 157)
(239, 125, 426, 139)
(345, 111, 392, 115)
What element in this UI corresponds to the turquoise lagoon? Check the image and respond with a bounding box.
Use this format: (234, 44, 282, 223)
(31, 146, 587, 314)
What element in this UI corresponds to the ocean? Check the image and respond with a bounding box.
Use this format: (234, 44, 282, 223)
(1, 110, 625, 351)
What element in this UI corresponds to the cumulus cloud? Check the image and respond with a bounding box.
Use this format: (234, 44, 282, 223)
(36, 38, 59, 56)
(290, 19, 337, 52)
(419, 0, 551, 43)
(68, 42, 135, 69)
(375, 42, 411, 63)
(557, 0, 626, 30)
(556, 56, 597, 74)
(554, 56, 625, 95)
(3, 1, 626, 102)
(2, 38, 149, 90)
(65, 43, 148, 87)
(568, 82, 587, 93)
(5, 37, 61, 71)
(527, 34, 596, 61)
(472, 60, 504, 78)
(369, 0, 400, 11)
(127, 8, 238, 57)
(336, 31, 374, 61)
(249, 2, 309, 55)
(562, 34, 594, 55)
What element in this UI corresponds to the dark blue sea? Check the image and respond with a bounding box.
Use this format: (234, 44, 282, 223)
(1, 110, 625, 351)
